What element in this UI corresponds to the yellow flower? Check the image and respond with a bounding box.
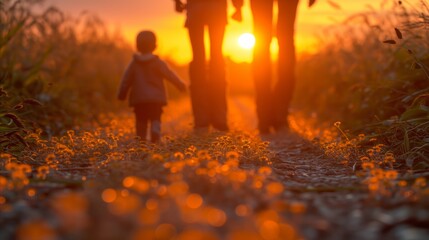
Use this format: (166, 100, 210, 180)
(151, 154, 164, 162)
(385, 170, 398, 180)
(362, 162, 374, 170)
(414, 177, 427, 188)
(226, 151, 239, 160)
(173, 152, 184, 160)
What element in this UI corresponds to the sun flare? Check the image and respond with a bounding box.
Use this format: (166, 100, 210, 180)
(237, 33, 255, 49)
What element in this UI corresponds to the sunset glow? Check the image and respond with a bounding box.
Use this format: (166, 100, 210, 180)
(238, 33, 255, 49)
(43, 0, 421, 64)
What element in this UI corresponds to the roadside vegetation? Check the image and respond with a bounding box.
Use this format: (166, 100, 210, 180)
(294, 0, 429, 171)
(1, 0, 428, 239)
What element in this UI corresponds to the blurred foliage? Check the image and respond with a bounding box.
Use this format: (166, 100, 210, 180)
(293, 0, 429, 170)
(0, 0, 134, 142)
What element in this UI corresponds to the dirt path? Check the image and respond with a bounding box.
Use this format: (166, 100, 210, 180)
(1, 96, 428, 240)
(161, 96, 429, 239)
(267, 131, 429, 240)
(228, 96, 429, 239)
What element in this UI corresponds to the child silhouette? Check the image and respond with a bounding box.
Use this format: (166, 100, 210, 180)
(118, 30, 187, 142)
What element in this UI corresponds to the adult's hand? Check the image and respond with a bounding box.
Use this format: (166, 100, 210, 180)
(231, 9, 242, 22)
(174, 0, 185, 13)
(309, 0, 317, 7)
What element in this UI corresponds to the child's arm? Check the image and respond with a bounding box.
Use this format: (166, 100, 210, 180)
(117, 62, 134, 100)
(158, 61, 187, 92)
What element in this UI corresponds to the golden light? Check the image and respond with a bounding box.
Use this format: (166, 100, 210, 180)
(238, 33, 255, 49)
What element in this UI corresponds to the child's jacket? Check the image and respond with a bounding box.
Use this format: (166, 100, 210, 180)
(117, 53, 185, 106)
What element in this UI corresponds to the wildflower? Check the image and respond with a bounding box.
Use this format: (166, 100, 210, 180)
(226, 151, 239, 160)
(122, 176, 136, 188)
(145, 198, 158, 210)
(20, 164, 32, 174)
(334, 121, 341, 128)
(186, 193, 203, 209)
(67, 130, 75, 139)
(16, 220, 56, 240)
(289, 201, 307, 214)
(374, 145, 382, 153)
(45, 154, 58, 168)
(151, 154, 164, 162)
(367, 177, 380, 192)
(173, 152, 184, 160)
(101, 188, 117, 203)
(397, 180, 407, 187)
(362, 162, 374, 170)
(0, 153, 13, 162)
(370, 168, 384, 179)
(0, 176, 8, 191)
(385, 170, 398, 180)
(27, 188, 36, 197)
(204, 207, 227, 227)
(197, 150, 210, 160)
(258, 167, 272, 175)
(5, 162, 19, 171)
(414, 177, 427, 188)
(266, 182, 284, 196)
(384, 153, 396, 164)
(187, 145, 197, 153)
(235, 204, 250, 217)
(37, 166, 50, 180)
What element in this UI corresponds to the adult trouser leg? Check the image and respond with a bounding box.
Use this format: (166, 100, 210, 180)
(251, 0, 274, 133)
(208, 22, 228, 131)
(274, 0, 299, 129)
(188, 24, 210, 129)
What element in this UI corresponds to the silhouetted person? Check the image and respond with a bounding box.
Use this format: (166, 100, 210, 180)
(118, 30, 187, 143)
(174, 0, 243, 131)
(250, 0, 315, 133)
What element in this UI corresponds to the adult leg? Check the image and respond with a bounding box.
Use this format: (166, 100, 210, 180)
(274, 0, 299, 130)
(208, 22, 228, 131)
(188, 24, 210, 129)
(250, 0, 274, 134)
(134, 104, 149, 141)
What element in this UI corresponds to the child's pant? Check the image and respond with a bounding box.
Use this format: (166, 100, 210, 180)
(134, 103, 163, 143)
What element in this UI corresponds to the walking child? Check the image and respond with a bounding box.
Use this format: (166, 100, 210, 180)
(117, 30, 187, 142)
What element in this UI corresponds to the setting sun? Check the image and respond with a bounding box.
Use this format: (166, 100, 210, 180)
(237, 33, 255, 49)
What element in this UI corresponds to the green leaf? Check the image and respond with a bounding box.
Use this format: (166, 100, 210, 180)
(383, 40, 397, 44)
(403, 128, 410, 152)
(395, 28, 403, 39)
(399, 106, 429, 121)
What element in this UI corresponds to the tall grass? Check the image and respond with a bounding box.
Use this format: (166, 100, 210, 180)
(294, 0, 429, 169)
(1, 0, 135, 151)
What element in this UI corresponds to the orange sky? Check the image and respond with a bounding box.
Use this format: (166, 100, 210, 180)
(45, 0, 419, 64)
